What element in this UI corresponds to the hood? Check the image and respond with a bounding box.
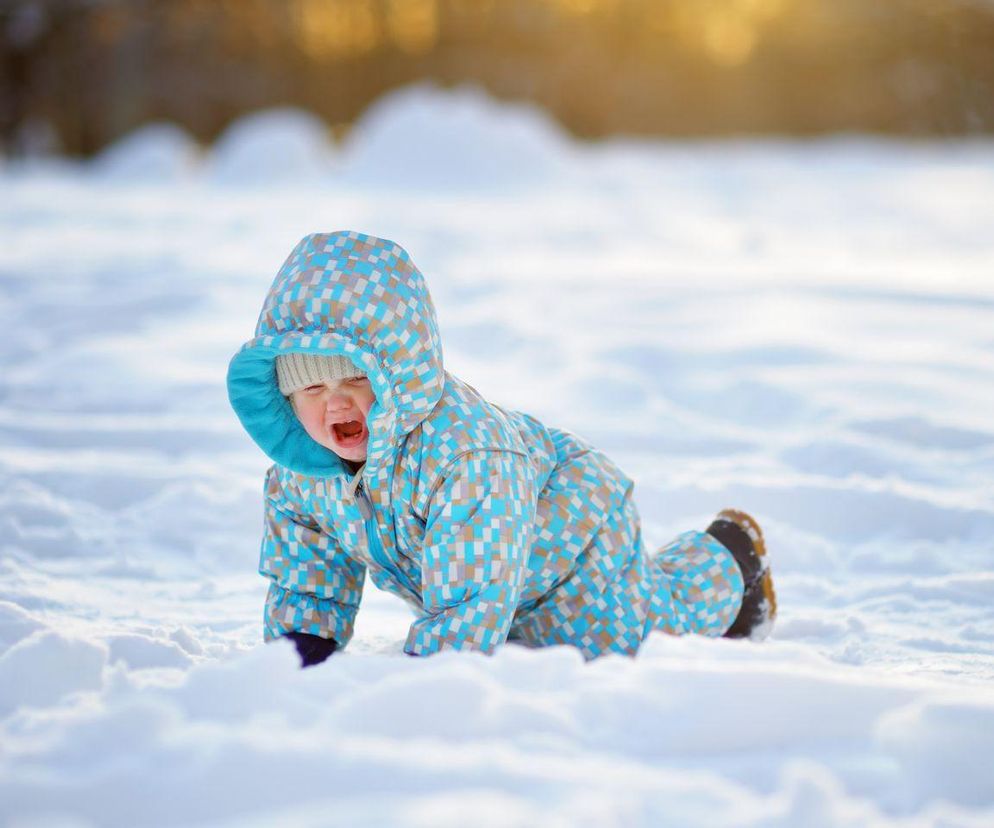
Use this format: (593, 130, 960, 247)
(227, 231, 445, 477)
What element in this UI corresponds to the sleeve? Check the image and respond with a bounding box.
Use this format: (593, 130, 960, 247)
(259, 465, 366, 649)
(404, 450, 536, 657)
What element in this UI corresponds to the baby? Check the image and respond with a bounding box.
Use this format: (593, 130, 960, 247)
(227, 231, 776, 665)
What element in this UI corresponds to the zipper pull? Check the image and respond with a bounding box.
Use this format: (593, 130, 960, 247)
(354, 482, 373, 521)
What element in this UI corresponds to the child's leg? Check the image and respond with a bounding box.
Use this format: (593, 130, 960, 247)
(647, 508, 777, 641)
(509, 455, 772, 657)
(510, 494, 656, 660)
(646, 529, 745, 637)
(511, 496, 747, 659)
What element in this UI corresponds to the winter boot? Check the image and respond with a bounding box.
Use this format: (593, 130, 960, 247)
(707, 509, 777, 640)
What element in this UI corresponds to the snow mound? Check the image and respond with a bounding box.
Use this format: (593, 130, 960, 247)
(877, 696, 994, 809)
(207, 108, 336, 184)
(0, 601, 44, 653)
(0, 631, 106, 716)
(2, 634, 994, 826)
(341, 84, 572, 191)
(92, 122, 201, 182)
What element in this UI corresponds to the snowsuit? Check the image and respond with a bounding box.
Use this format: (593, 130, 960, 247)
(227, 231, 745, 660)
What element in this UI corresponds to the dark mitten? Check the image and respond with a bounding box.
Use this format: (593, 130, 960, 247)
(284, 632, 338, 667)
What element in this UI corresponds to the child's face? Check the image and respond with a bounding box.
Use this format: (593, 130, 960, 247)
(289, 376, 376, 464)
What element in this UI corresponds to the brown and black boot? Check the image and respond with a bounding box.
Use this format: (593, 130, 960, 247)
(707, 508, 777, 640)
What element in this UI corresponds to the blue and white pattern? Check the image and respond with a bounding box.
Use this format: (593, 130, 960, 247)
(228, 231, 744, 659)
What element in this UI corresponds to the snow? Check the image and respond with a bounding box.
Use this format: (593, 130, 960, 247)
(2, 84, 994, 826)
(339, 84, 573, 190)
(92, 123, 201, 183)
(206, 108, 336, 184)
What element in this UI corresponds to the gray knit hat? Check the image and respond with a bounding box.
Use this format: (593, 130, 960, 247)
(275, 353, 365, 395)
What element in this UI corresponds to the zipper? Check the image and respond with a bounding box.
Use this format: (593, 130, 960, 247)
(354, 480, 418, 596)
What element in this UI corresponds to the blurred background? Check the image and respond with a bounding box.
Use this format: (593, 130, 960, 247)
(3, 0, 994, 158)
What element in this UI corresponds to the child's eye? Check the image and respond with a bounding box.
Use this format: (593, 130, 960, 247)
(349, 377, 369, 385)
(304, 385, 324, 393)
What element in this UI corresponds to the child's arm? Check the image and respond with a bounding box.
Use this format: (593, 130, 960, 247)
(405, 450, 535, 657)
(259, 465, 366, 654)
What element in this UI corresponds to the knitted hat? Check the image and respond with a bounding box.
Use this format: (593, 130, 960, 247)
(275, 353, 365, 396)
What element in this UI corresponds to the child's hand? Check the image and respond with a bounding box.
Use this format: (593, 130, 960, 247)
(283, 632, 338, 667)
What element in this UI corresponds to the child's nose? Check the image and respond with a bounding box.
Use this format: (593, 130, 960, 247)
(325, 391, 351, 410)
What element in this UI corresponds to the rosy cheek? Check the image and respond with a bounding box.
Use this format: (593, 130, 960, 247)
(299, 407, 322, 432)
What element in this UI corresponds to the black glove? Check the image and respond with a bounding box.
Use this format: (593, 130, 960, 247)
(284, 632, 338, 668)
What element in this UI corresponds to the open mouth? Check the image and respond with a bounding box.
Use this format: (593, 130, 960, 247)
(331, 420, 367, 448)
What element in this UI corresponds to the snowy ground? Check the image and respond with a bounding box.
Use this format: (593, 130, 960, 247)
(2, 86, 994, 827)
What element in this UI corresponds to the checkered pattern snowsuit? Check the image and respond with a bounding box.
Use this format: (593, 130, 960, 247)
(228, 231, 744, 659)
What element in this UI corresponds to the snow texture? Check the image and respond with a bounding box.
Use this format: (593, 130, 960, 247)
(1, 84, 994, 827)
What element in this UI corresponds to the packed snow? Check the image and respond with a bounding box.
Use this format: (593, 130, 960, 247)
(2, 85, 994, 827)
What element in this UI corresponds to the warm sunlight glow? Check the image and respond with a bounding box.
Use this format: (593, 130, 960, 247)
(386, 0, 439, 55)
(295, 0, 381, 59)
(556, 0, 599, 14)
(665, 0, 793, 67)
(703, 15, 758, 67)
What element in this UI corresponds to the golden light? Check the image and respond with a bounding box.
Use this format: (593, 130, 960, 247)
(295, 0, 381, 60)
(386, 0, 439, 56)
(703, 15, 757, 67)
(556, 0, 599, 14)
(662, 0, 794, 68)
(740, 0, 792, 22)
(551, 0, 620, 16)
(449, 0, 497, 29)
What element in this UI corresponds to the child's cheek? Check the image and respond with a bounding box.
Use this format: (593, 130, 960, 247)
(294, 402, 320, 439)
(362, 389, 377, 417)
(304, 409, 323, 436)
